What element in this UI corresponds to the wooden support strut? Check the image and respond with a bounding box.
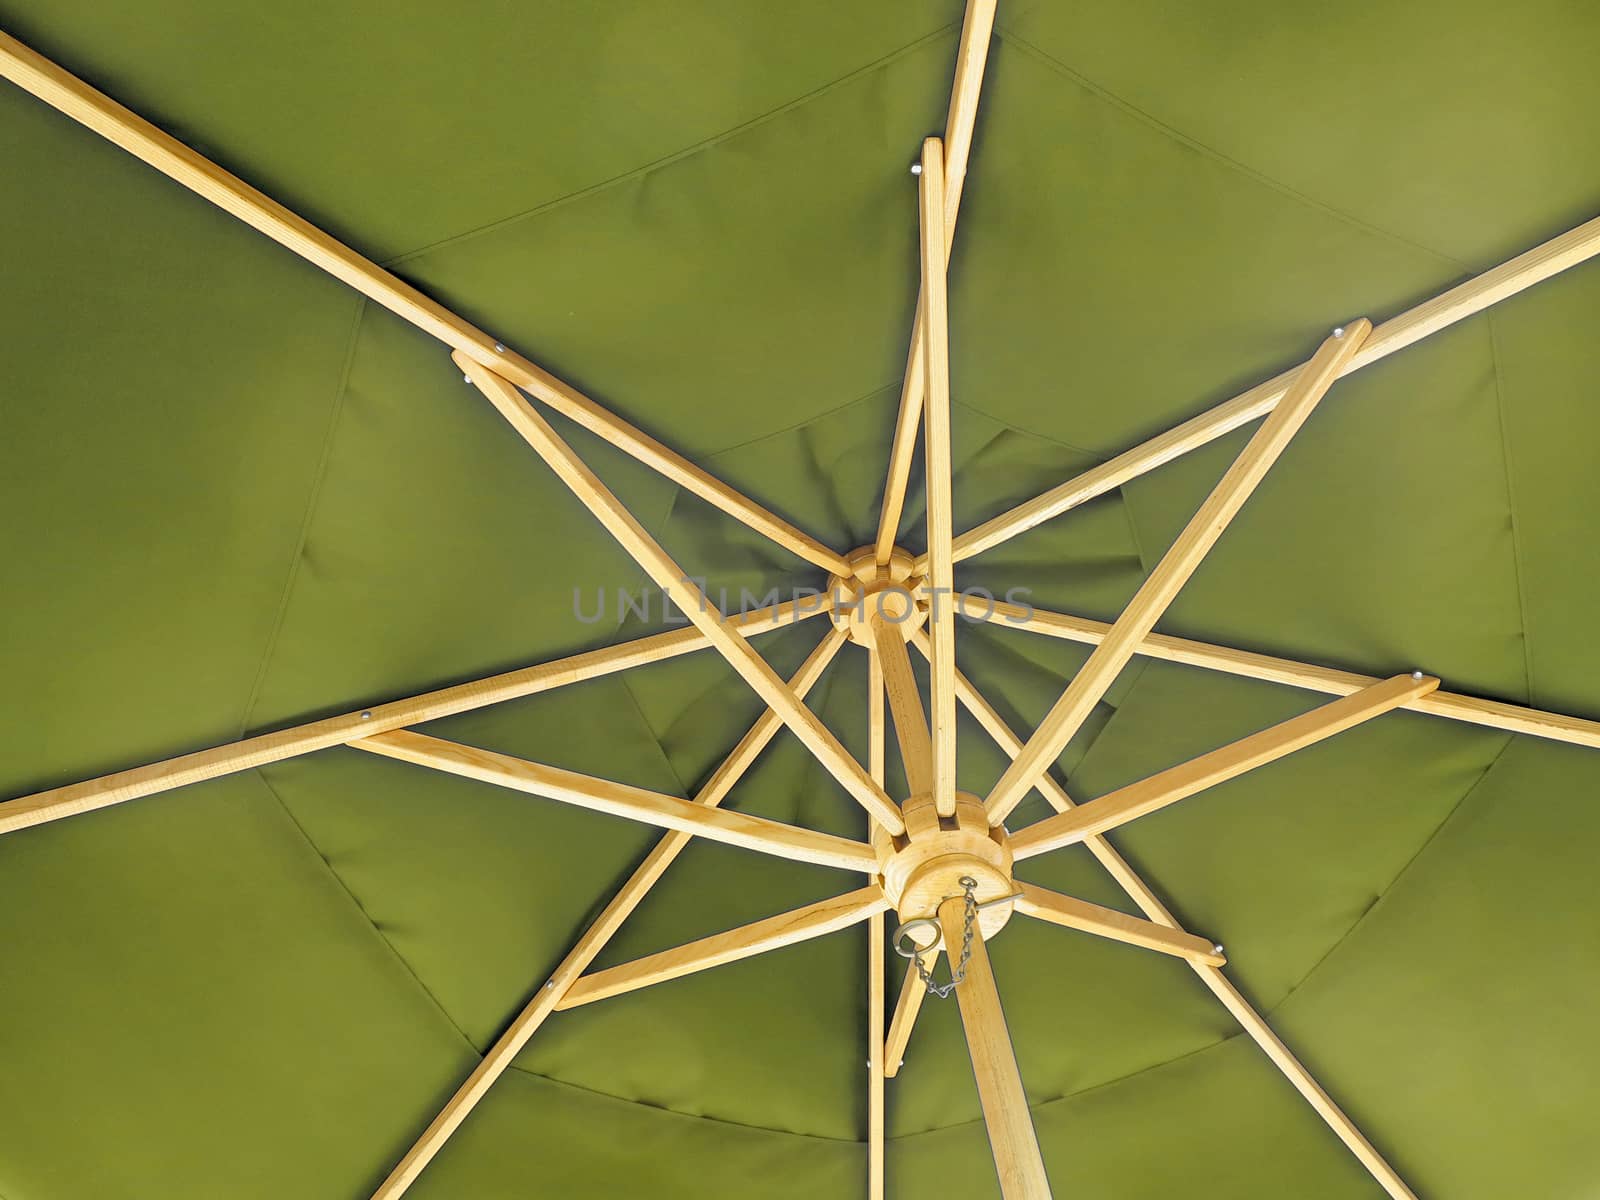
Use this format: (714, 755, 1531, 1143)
(866, 646, 887, 1200)
(985, 321, 1372, 823)
(368, 629, 847, 1200)
(1011, 673, 1440, 859)
(559, 887, 890, 1009)
(459, 355, 905, 836)
(354, 730, 878, 873)
(0, 29, 847, 577)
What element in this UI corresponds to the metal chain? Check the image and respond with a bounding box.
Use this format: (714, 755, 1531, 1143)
(904, 876, 978, 1000)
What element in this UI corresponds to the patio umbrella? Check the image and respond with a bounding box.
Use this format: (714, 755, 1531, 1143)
(2, 3, 1598, 1197)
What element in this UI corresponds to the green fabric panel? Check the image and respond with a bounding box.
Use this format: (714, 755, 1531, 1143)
(0, 1, 959, 260)
(999, 0, 1600, 265)
(391, 34, 954, 462)
(410, 1067, 862, 1200)
(0, 774, 471, 1200)
(947, 37, 1460, 460)
(1486, 267, 1600, 718)
(0, 85, 358, 797)
(1265, 736, 1600, 1197)
(239, 303, 675, 730)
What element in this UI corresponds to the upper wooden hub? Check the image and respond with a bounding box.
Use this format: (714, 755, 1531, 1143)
(872, 791, 1016, 946)
(827, 545, 930, 645)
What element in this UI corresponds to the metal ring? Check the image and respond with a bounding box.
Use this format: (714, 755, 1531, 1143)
(891, 917, 942, 960)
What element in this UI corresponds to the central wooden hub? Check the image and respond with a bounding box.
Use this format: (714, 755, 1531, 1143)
(872, 791, 1016, 947)
(826, 545, 929, 645)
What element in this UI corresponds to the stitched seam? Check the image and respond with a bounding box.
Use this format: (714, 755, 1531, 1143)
(504, 1063, 858, 1145)
(993, 27, 1468, 272)
(382, 22, 961, 267)
(1485, 314, 1537, 706)
(235, 296, 366, 737)
(251, 766, 478, 1052)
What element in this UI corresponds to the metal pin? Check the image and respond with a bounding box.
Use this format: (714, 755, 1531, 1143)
(1412, 670, 1424, 680)
(494, 343, 506, 353)
(359, 711, 372, 720)
(1333, 326, 1346, 338)
(463, 373, 472, 383)
(910, 162, 923, 176)
(1213, 944, 1225, 956)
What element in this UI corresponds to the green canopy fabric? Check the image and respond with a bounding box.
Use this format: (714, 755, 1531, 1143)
(2, 3, 1598, 1197)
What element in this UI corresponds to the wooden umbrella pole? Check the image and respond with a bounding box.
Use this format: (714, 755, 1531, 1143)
(0, 29, 848, 576)
(368, 630, 846, 1200)
(938, 895, 1052, 1199)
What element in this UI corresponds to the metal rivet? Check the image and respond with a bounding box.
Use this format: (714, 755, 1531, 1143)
(359, 711, 372, 720)
(494, 343, 506, 353)
(1412, 669, 1424, 680)
(1333, 326, 1346, 337)
(1213, 944, 1225, 956)
(910, 162, 923, 176)
(544, 981, 554, 990)
(462, 373, 472, 383)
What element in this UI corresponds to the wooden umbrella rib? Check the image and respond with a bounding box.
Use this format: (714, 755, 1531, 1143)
(558, 887, 890, 1009)
(1011, 673, 1440, 859)
(0, 29, 847, 577)
(0, 599, 816, 838)
(354, 730, 877, 873)
(984, 321, 1372, 823)
(873, 0, 998, 563)
(939, 213, 1600, 568)
(960, 597, 1600, 751)
(459, 355, 905, 835)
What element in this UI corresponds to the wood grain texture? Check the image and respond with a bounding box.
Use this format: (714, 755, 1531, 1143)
(883, 952, 932, 1079)
(559, 887, 889, 1009)
(1011, 674, 1439, 859)
(938, 896, 1052, 1200)
(0, 599, 816, 837)
(984, 321, 1372, 822)
(460, 356, 903, 835)
(367, 631, 846, 1199)
(944, 215, 1600, 566)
